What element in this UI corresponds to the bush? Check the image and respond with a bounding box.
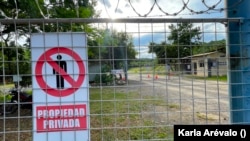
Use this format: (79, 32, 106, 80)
(94, 65, 114, 84)
(94, 73, 113, 84)
(0, 94, 12, 103)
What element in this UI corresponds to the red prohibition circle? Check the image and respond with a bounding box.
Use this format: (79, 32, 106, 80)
(35, 47, 85, 97)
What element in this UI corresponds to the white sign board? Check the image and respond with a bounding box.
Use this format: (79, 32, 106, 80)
(31, 33, 89, 141)
(13, 75, 22, 82)
(111, 69, 124, 74)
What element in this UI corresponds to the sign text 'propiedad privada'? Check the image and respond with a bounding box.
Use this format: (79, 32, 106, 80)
(36, 105, 87, 132)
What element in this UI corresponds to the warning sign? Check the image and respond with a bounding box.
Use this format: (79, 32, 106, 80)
(31, 33, 90, 141)
(35, 47, 85, 97)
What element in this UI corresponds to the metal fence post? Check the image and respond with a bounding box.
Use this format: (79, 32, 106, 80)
(226, 0, 250, 123)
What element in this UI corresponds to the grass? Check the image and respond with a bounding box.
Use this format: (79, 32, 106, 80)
(128, 66, 228, 82)
(89, 88, 173, 141)
(185, 75, 227, 82)
(128, 65, 167, 74)
(128, 67, 149, 73)
(196, 112, 219, 121)
(0, 87, 173, 141)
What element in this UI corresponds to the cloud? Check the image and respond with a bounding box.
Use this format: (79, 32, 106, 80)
(95, 0, 226, 58)
(135, 46, 156, 59)
(133, 33, 167, 59)
(115, 8, 123, 14)
(153, 0, 186, 15)
(96, 0, 225, 18)
(193, 22, 226, 42)
(96, 0, 134, 18)
(133, 33, 168, 47)
(98, 0, 111, 8)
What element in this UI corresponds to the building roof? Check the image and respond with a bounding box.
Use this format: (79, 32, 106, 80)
(182, 51, 224, 59)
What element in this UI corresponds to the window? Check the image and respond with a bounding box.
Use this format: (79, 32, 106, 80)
(199, 60, 204, 67)
(219, 62, 227, 65)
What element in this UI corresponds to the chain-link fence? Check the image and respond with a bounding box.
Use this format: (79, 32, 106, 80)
(0, 18, 240, 141)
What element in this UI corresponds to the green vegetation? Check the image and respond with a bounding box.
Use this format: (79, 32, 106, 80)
(0, 94, 12, 103)
(128, 66, 228, 82)
(185, 75, 227, 82)
(0, 84, 14, 102)
(0, 86, 174, 140)
(148, 22, 226, 64)
(0, 1, 138, 85)
(196, 112, 219, 121)
(193, 39, 226, 55)
(0, 0, 98, 85)
(128, 65, 167, 73)
(94, 65, 114, 84)
(0, 91, 32, 103)
(90, 88, 173, 141)
(25, 89, 33, 95)
(148, 23, 201, 64)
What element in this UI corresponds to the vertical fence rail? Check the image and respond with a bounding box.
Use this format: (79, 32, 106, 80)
(0, 18, 241, 141)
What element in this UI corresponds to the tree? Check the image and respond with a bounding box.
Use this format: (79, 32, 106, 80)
(0, 41, 31, 84)
(97, 29, 137, 81)
(192, 39, 226, 55)
(148, 42, 177, 64)
(0, 0, 98, 84)
(101, 30, 137, 69)
(168, 23, 201, 58)
(0, 0, 97, 19)
(88, 29, 137, 83)
(148, 23, 201, 64)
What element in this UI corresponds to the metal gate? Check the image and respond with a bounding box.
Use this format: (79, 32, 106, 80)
(0, 18, 241, 141)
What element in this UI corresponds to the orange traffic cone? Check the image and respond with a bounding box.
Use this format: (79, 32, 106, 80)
(155, 74, 158, 80)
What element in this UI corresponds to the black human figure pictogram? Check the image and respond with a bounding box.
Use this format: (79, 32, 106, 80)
(53, 55, 67, 89)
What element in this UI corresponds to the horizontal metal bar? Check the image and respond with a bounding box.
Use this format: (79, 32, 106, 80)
(0, 18, 241, 24)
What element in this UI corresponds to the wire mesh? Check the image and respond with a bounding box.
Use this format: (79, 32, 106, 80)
(0, 18, 240, 141)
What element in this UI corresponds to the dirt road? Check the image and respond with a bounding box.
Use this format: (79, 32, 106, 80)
(124, 73, 230, 125)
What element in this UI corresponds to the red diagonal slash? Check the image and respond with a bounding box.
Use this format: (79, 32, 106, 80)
(35, 47, 85, 97)
(46, 56, 76, 86)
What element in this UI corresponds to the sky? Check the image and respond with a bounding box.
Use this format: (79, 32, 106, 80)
(95, 0, 225, 19)
(95, 0, 226, 58)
